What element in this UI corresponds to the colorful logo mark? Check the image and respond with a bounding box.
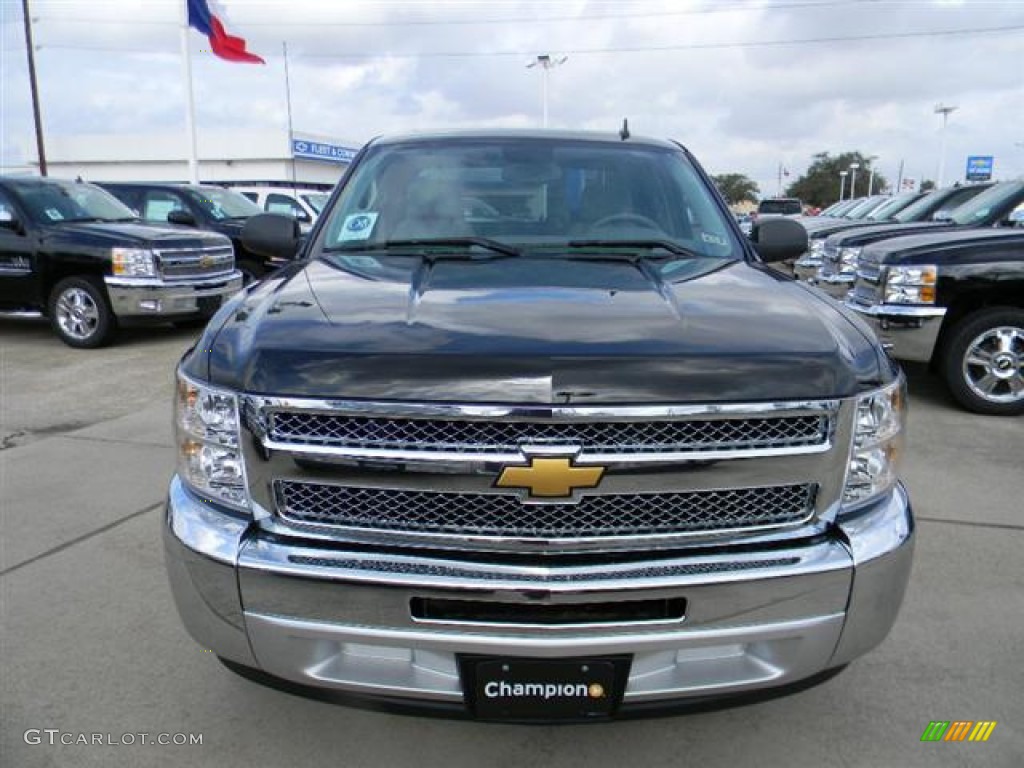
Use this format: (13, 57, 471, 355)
(920, 721, 997, 743)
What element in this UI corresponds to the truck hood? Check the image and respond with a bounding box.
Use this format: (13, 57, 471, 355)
(860, 228, 1024, 266)
(201, 255, 889, 403)
(44, 220, 231, 249)
(829, 220, 952, 248)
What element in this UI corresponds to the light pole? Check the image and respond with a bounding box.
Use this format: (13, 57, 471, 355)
(935, 103, 957, 188)
(527, 54, 567, 128)
(839, 171, 848, 201)
(866, 155, 879, 195)
(848, 163, 860, 199)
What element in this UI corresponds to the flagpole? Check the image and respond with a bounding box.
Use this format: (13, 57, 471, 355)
(283, 41, 297, 196)
(180, 1, 200, 184)
(20, 0, 47, 176)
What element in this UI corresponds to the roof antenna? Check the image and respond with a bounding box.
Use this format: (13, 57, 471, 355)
(619, 118, 630, 141)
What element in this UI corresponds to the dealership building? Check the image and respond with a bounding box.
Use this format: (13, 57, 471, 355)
(34, 130, 362, 188)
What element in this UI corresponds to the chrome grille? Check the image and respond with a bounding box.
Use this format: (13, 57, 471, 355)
(853, 263, 884, 305)
(156, 245, 235, 280)
(274, 481, 817, 539)
(267, 412, 830, 455)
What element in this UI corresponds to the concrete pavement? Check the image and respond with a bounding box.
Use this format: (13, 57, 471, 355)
(1, 322, 1021, 767)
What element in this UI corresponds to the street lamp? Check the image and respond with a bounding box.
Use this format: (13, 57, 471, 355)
(527, 54, 567, 128)
(935, 103, 958, 188)
(866, 155, 879, 195)
(839, 170, 848, 201)
(848, 163, 860, 199)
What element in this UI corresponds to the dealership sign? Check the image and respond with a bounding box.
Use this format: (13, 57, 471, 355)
(291, 139, 359, 164)
(965, 156, 994, 182)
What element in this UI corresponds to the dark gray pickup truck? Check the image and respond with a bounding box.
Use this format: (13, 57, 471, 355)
(165, 131, 914, 721)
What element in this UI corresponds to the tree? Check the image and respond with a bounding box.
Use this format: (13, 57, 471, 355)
(785, 152, 889, 208)
(711, 173, 759, 206)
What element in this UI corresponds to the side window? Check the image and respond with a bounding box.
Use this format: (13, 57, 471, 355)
(0, 190, 18, 228)
(142, 190, 186, 222)
(1008, 201, 1024, 227)
(266, 193, 309, 221)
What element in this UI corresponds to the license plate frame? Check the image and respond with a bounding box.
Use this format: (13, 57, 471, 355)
(458, 655, 631, 722)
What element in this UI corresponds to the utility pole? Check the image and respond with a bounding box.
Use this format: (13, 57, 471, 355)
(20, 0, 47, 175)
(934, 103, 957, 188)
(527, 54, 567, 128)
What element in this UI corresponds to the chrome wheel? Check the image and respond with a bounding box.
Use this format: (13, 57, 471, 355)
(56, 286, 101, 341)
(962, 325, 1024, 404)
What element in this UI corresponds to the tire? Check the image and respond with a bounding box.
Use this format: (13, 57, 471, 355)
(48, 276, 116, 349)
(941, 307, 1024, 416)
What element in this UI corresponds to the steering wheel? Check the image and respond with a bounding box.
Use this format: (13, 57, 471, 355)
(589, 213, 663, 232)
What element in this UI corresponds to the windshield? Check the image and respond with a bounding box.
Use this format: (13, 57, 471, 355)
(318, 138, 741, 260)
(302, 193, 330, 213)
(866, 193, 920, 221)
(843, 197, 886, 219)
(185, 187, 262, 220)
(758, 199, 801, 215)
(949, 182, 1024, 226)
(13, 180, 135, 223)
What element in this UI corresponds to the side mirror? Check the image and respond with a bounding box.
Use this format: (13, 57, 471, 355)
(750, 217, 807, 263)
(931, 210, 952, 222)
(167, 209, 197, 227)
(241, 213, 301, 260)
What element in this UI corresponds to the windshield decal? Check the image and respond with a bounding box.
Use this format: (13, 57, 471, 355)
(45, 208, 65, 221)
(338, 212, 379, 241)
(700, 232, 728, 247)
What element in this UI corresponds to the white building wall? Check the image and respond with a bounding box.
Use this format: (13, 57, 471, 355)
(40, 130, 358, 187)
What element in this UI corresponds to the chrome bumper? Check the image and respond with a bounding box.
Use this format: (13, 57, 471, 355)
(845, 300, 947, 363)
(165, 476, 914, 711)
(104, 272, 243, 319)
(815, 273, 855, 300)
(793, 255, 821, 282)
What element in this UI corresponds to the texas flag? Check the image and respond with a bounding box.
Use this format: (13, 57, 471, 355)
(187, 0, 265, 64)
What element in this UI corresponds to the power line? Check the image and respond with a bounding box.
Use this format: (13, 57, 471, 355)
(29, 1, 875, 29)
(26, 23, 1024, 59)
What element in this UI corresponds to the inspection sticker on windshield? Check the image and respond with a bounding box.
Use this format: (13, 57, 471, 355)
(44, 208, 65, 221)
(700, 232, 728, 247)
(338, 212, 378, 241)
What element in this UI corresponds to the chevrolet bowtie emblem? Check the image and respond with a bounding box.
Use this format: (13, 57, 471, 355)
(495, 456, 606, 499)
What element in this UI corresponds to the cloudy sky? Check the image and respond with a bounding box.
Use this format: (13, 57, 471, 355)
(1, 0, 1022, 196)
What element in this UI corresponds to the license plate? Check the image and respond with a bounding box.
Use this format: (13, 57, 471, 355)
(197, 295, 222, 315)
(459, 656, 630, 722)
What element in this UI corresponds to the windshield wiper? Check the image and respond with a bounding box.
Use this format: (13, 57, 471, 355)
(565, 239, 701, 259)
(326, 237, 521, 259)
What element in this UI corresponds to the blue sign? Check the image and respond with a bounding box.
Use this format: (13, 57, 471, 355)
(291, 139, 359, 164)
(965, 155, 994, 182)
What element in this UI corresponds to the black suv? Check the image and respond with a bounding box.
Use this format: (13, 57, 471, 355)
(101, 183, 298, 284)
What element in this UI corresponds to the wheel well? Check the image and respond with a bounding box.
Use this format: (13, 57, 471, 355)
(931, 291, 1024, 371)
(42, 267, 108, 317)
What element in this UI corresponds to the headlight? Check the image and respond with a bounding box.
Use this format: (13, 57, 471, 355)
(842, 378, 906, 508)
(838, 247, 861, 273)
(175, 370, 250, 511)
(810, 239, 826, 256)
(883, 264, 937, 305)
(111, 247, 157, 278)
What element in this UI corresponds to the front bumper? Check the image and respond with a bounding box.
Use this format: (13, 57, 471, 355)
(104, 272, 243, 319)
(846, 299, 947, 363)
(815, 273, 855, 300)
(793, 255, 821, 282)
(165, 476, 914, 714)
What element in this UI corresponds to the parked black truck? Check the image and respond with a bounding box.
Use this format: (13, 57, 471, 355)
(101, 183, 297, 285)
(164, 131, 915, 720)
(847, 227, 1024, 415)
(0, 176, 241, 348)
